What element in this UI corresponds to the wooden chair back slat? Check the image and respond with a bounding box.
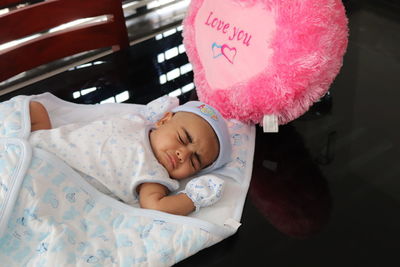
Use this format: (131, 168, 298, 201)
(1, 22, 124, 82)
(0, 0, 129, 83)
(0, 0, 127, 44)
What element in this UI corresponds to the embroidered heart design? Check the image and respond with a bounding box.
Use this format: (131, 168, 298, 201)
(212, 42, 222, 58)
(192, 0, 276, 89)
(221, 44, 237, 64)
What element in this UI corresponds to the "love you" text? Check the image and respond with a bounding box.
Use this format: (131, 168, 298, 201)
(204, 11, 252, 47)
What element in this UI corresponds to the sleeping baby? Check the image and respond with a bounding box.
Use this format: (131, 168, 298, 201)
(28, 100, 232, 216)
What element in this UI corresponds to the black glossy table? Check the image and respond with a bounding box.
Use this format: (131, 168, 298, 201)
(1, 0, 399, 266)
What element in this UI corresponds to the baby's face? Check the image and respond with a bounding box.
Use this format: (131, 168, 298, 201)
(149, 111, 219, 179)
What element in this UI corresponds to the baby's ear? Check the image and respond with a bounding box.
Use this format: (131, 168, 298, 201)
(155, 112, 174, 127)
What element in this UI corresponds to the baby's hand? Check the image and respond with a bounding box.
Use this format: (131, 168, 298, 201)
(182, 175, 224, 212)
(29, 101, 51, 131)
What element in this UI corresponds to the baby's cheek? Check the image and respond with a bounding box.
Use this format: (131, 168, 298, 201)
(172, 166, 194, 180)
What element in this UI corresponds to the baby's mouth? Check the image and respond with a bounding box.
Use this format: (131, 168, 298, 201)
(166, 152, 177, 169)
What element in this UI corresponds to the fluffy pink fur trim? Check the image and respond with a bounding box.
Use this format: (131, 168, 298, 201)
(182, 0, 348, 124)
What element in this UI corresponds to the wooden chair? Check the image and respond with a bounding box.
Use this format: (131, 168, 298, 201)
(0, 0, 130, 83)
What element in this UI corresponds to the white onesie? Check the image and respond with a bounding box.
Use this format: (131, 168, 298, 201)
(29, 113, 179, 205)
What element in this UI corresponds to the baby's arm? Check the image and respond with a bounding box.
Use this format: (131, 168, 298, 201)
(29, 101, 51, 131)
(139, 175, 224, 215)
(138, 183, 195, 216)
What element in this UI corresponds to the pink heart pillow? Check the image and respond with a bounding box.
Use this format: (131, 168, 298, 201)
(182, 0, 348, 125)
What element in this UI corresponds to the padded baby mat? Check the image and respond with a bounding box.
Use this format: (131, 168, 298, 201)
(0, 93, 255, 266)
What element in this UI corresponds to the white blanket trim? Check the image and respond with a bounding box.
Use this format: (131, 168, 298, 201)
(0, 138, 32, 237)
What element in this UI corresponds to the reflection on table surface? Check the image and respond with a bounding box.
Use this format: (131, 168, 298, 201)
(1, 0, 400, 265)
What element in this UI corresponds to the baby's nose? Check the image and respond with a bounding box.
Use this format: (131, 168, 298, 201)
(176, 148, 191, 162)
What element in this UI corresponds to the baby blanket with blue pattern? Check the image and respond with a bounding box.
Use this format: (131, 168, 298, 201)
(0, 93, 255, 266)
